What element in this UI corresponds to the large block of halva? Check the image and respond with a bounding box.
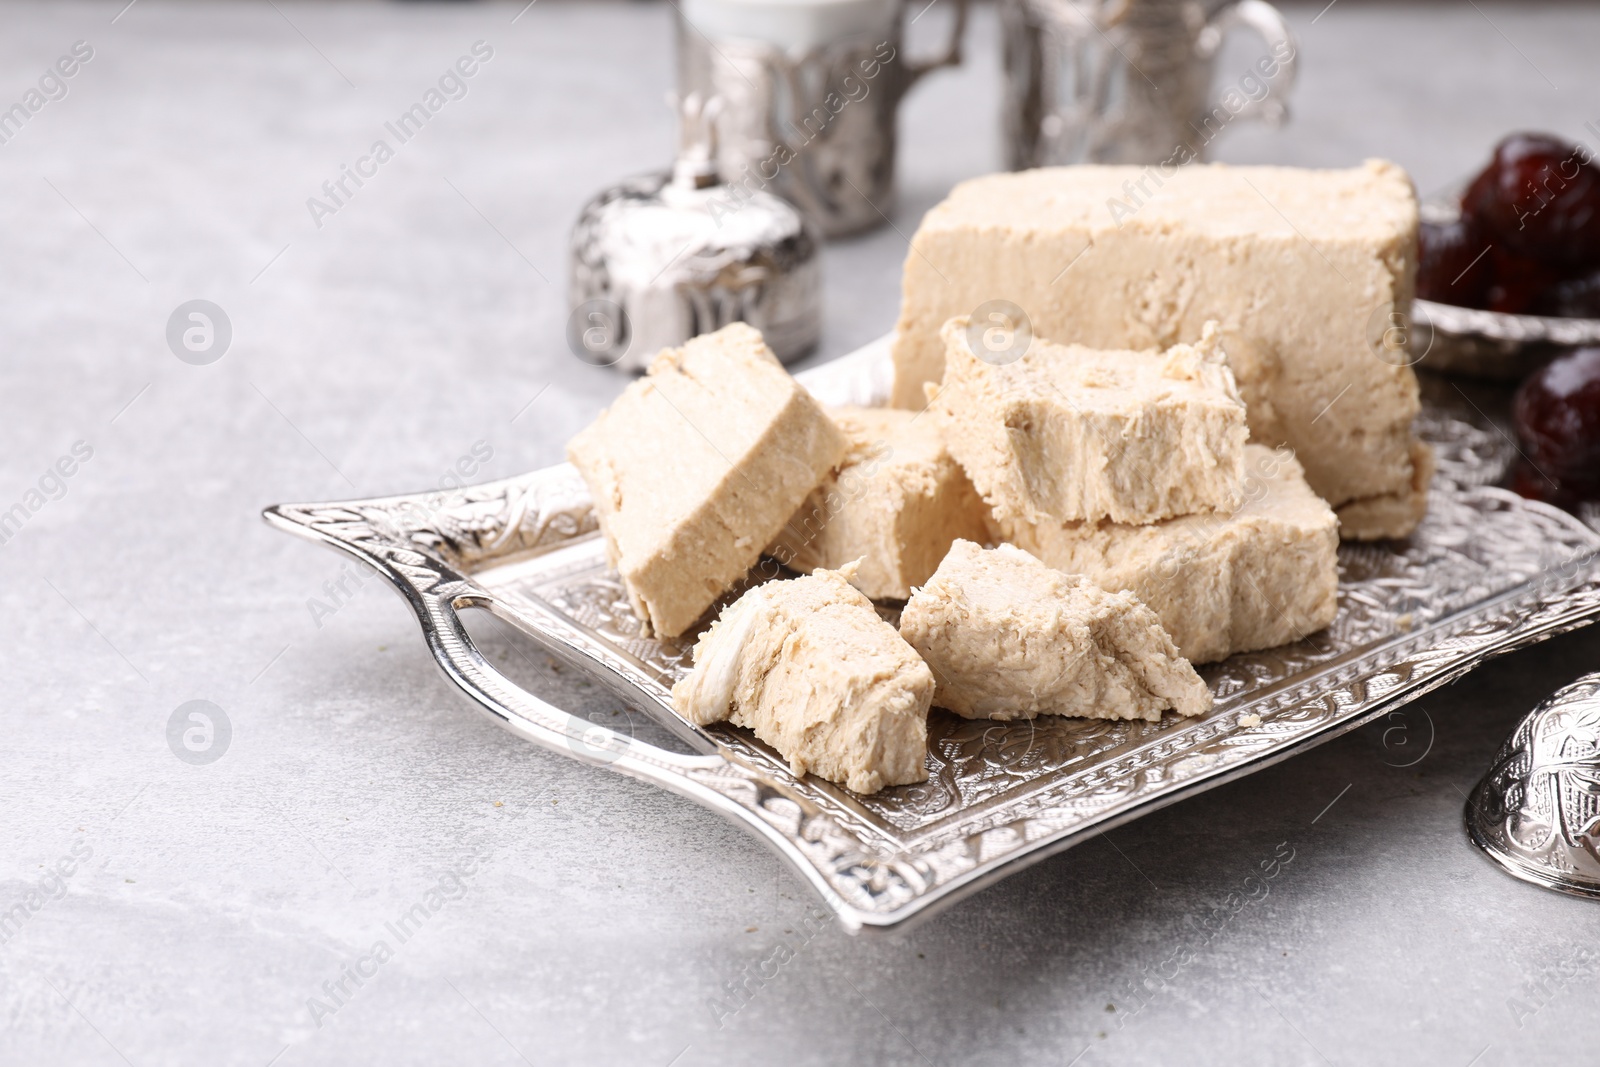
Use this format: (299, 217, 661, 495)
(890, 161, 1425, 536)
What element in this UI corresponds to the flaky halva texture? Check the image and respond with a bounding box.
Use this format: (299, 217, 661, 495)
(671, 565, 934, 795)
(900, 541, 1211, 721)
(567, 323, 846, 638)
(769, 406, 990, 600)
(995, 445, 1340, 665)
(889, 160, 1426, 538)
(930, 317, 1248, 526)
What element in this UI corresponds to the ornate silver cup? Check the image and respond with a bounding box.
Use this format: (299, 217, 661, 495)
(676, 0, 968, 237)
(1000, 0, 1297, 170)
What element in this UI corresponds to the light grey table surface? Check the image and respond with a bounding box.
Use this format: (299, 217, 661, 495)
(4, 1, 1600, 1065)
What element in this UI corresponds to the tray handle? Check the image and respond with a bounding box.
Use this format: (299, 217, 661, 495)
(424, 589, 722, 777)
(263, 499, 727, 779)
(262, 499, 914, 932)
(405, 585, 900, 929)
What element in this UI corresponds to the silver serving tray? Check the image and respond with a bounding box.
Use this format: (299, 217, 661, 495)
(263, 335, 1600, 932)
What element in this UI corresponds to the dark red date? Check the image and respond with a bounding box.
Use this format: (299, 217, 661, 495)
(1418, 132, 1600, 315)
(1533, 268, 1600, 318)
(1462, 132, 1600, 269)
(1512, 346, 1600, 506)
(1485, 246, 1564, 314)
(1418, 219, 1491, 306)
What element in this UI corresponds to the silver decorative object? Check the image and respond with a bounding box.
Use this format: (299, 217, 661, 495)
(265, 334, 1600, 932)
(1411, 300, 1600, 381)
(676, 0, 968, 237)
(1000, 0, 1297, 170)
(1467, 673, 1600, 900)
(568, 94, 821, 372)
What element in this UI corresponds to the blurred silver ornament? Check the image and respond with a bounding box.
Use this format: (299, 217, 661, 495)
(1000, 0, 1297, 170)
(674, 0, 968, 238)
(1468, 672, 1600, 900)
(568, 93, 821, 373)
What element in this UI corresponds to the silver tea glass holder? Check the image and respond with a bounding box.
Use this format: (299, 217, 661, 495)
(676, 0, 969, 237)
(1001, 0, 1297, 169)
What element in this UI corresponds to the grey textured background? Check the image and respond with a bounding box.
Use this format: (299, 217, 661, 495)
(3, 2, 1600, 1065)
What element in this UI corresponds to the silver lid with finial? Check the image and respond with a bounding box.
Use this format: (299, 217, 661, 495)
(567, 93, 821, 373)
(1467, 671, 1600, 899)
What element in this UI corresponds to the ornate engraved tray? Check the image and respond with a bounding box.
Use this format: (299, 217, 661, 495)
(263, 336, 1600, 932)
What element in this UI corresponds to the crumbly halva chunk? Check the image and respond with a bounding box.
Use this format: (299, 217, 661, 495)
(930, 318, 1247, 525)
(671, 566, 934, 794)
(889, 161, 1426, 536)
(567, 323, 846, 637)
(996, 445, 1339, 664)
(769, 406, 990, 600)
(899, 541, 1211, 721)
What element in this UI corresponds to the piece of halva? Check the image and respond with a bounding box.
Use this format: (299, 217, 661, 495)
(671, 566, 934, 794)
(889, 160, 1426, 534)
(1334, 440, 1435, 540)
(567, 323, 846, 638)
(930, 317, 1247, 525)
(899, 541, 1211, 721)
(995, 445, 1339, 664)
(769, 406, 990, 600)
